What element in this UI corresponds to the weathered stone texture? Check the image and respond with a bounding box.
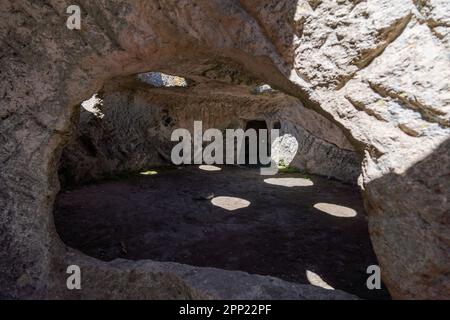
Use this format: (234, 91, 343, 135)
(60, 78, 360, 185)
(0, 0, 449, 299)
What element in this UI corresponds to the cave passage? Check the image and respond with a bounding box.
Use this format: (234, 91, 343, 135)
(53, 71, 387, 299)
(54, 164, 389, 300)
(244, 120, 270, 166)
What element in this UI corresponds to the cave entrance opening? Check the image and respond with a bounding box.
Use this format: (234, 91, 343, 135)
(53, 72, 389, 300)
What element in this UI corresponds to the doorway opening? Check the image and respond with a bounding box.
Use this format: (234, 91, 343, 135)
(244, 120, 270, 167)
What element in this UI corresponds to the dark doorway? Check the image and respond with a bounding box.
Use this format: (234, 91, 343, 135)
(273, 121, 281, 130)
(244, 120, 269, 166)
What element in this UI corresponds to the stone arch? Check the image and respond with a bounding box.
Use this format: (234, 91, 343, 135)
(1, 0, 449, 299)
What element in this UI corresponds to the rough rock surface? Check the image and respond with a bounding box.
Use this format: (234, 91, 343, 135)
(60, 77, 360, 185)
(57, 251, 357, 300)
(0, 0, 449, 299)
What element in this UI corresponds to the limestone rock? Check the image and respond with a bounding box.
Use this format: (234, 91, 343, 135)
(0, 0, 449, 299)
(60, 78, 360, 185)
(56, 250, 357, 300)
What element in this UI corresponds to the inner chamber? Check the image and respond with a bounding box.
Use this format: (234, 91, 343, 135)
(54, 71, 389, 299)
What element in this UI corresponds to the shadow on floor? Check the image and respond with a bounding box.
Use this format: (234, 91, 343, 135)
(54, 165, 391, 299)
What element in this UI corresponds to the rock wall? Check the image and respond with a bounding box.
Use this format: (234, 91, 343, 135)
(0, 0, 449, 299)
(60, 77, 360, 185)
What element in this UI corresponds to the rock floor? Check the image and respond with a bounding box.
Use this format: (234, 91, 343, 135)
(54, 165, 390, 299)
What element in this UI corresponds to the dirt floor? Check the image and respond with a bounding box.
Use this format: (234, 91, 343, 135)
(54, 165, 390, 299)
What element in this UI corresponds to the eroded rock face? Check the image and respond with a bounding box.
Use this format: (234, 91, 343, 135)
(0, 0, 449, 299)
(60, 77, 360, 185)
(55, 252, 358, 300)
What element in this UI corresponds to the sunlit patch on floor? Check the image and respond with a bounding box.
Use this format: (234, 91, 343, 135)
(55, 166, 388, 299)
(211, 196, 251, 211)
(264, 177, 314, 187)
(140, 170, 158, 176)
(306, 270, 335, 290)
(313, 203, 357, 218)
(199, 165, 222, 171)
